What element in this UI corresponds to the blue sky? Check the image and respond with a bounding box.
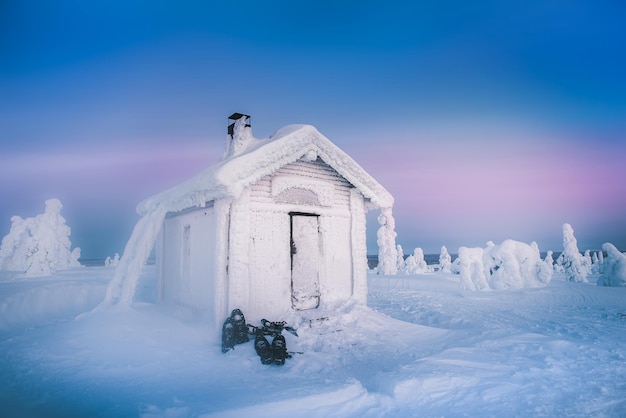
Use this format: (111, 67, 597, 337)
(1, 0, 625, 257)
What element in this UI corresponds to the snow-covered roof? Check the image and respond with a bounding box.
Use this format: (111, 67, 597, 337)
(137, 124, 394, 216)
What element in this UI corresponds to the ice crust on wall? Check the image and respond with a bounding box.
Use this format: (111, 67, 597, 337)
(0, 198, 81, 277)
(349, 188, 369, 304)
(456, 239, 553, 290)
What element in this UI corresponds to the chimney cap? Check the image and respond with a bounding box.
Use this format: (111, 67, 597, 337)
(228, 112, 250, 121)
(228, 113, 251, 138)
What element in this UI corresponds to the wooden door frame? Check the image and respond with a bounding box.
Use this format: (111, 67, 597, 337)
(289, 212, 320, 310)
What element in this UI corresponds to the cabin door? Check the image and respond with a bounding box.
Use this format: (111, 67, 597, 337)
(290, 213, 320, 310)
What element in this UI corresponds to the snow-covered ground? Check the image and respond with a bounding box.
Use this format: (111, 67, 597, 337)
(1, 266, 625, 417)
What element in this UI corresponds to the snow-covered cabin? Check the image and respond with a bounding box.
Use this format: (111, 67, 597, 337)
(136, 114, 394, 326)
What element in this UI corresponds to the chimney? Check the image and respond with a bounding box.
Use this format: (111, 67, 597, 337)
(224, 113, 252, 159)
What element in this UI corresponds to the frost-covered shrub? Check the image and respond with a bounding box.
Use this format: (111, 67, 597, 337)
(556, 223, 589, 282)
(404, 247, 430, 274)
(376, 208, 398, 275)
(0, 199, 81, 277)
(439, 245, 452, 273)
(597, 243, 626, 287)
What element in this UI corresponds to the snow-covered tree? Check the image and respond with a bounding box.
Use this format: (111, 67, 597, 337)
(530, 241, 540, 255)
(404, 247, 429, 274)
(598, 250, 604, 273)
(484, 239, 553, 290)
(544, 250, 554, 270)
(105, 253, 121, 267)
(396, 244, 405, 272)
(583, 250, 593, 275)
(591, 252, 601, 274)
(597, 243, 626, 287)
(556, 223, 589, 282)
(0, 198, 81, 277)
(376, 208, 398, 275)
(439, 245, 452, 273)
(457, 246, 489, 291)
(456, 240, 552, 291)
(0, 216, 31, 271)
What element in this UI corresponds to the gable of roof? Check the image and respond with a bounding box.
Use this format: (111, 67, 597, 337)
(137, 124, 393, 216)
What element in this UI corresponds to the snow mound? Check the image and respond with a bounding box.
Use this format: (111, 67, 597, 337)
(457, 239, 552, 290)
(203, 380, 382, 418)
(597, 242, 626, 287)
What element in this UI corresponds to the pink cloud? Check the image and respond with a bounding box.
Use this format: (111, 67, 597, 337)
(351, 125, 626, 251)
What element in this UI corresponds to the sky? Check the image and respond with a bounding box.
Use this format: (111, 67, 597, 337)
(1, 0, 625, 258)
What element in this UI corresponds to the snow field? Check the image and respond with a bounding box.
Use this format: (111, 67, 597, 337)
(369, 274, 626, 417)
(1, 267, 625, 417)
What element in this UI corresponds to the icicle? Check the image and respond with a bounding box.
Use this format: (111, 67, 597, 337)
(102, 206, 167, 305)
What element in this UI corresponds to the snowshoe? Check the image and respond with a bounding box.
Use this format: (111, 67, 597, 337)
(230, 308, 249, 344)
(271, 334, 289, 366)
(221, 317, 235, 353)
(261, 319, 298, 337)
(254, 334, 274, 365)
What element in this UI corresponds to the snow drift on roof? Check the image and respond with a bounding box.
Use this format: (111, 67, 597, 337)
(137, 124, 393, 216)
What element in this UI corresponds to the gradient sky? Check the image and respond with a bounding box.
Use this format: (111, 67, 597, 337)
(1, 0, 625, 258)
